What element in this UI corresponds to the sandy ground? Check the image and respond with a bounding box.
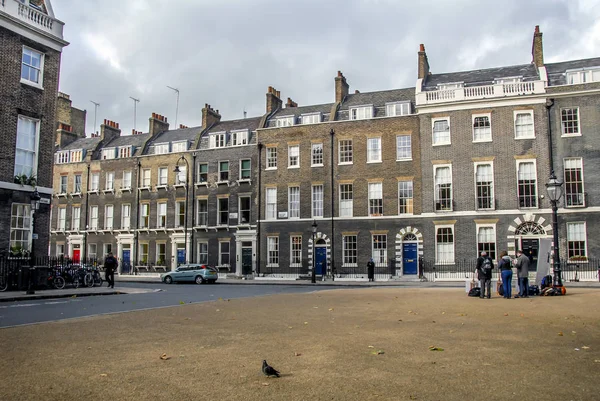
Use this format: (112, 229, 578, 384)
(1, 288, 599, 401)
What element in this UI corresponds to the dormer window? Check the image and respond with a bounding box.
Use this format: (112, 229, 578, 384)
(566, 67, 600, 84)
(301, 113, 321, 124)
(494, 76, 523, 84)
(209, 132, 227, 148)
(172, 141, 188, 152)
(231, 130, 249, 146)
(70, 150, 83, 163)
(350, 106, 373, 120)
(437, 82, 464, 90)
(276, 116, 295, 127)
(386, 102, 411, 117)
(154, 143, 170, 154)
(55, 151, 69, 164)
(118, 146, 132, 158)
(101, 148, 116, 160)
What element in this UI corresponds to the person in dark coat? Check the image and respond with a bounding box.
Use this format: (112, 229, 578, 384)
(476, 251, 494, 298)
(367, 258, 375, 282)
(514, 249, 530, 298)
(497, 250, 513, 299)
(104, 252, 118, 288)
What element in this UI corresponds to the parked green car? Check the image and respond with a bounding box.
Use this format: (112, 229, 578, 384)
(161, 264, 218, 284)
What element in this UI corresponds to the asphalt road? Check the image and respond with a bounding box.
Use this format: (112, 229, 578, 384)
(0, 282, 335, 328)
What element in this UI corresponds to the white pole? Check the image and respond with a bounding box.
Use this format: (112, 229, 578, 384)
(167, 86, 179, 128)
(90, 100, 100, 136)
(130, 97, 140, 132)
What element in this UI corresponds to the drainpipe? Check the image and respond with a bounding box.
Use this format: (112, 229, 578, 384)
(330, 128, 335, 280)
(190, 152, 197, 262)
(134, 160, 141, 266)
(256, 142, 263, 275)
(82, 162, 90, 261)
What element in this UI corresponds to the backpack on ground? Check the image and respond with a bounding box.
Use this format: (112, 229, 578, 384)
(481, 258, 492, 274)
(468, 287, 481, 297)
(528, 285, 540, 296)
(541, 275, 552, 290)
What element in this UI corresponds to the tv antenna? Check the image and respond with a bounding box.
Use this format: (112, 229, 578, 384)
(130, 96, 140, 131)
(90, 100, 100, 136)
(167, 86, 179, 128)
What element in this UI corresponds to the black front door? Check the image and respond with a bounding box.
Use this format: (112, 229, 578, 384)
(521, 238, 539, 271)
(242, 248, 252, 275)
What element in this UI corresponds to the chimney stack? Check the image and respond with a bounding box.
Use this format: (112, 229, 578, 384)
(335, 71, 349, 103)
(418, 44, 430, 80)
(56, 123, 79, 148)
(149, 112, 170, 137)
(286, 97, 298, 108)
(532, 25, 544, 68)
(100, 119, 121, 142)
(266, 86, 283, 114)
(179, 124, 188, 129)
(202, 104, 221, 130)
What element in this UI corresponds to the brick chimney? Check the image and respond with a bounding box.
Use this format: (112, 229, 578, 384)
(202, 104, 221, 130)
(532, 25, 544, 67)
(56, 92, 87, 138)
(56, 123, 79, 148)
(148, 112, 170, 137)
(100, 119, 121, 142)
(418, 44, 430, 80)
(335, 71, 349, 103)
(266, 86, 282, 114)
(286, 97, 298, 108)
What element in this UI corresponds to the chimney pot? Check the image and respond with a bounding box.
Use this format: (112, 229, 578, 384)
(419, 44, 425, 52)
(355, 90, 360, 94)
(535, 25, 540, 33)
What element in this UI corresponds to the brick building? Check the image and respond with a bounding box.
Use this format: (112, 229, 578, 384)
(0, 0, 68, 258)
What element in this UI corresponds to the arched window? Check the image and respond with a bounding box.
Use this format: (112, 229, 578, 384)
(403, 233, 418, 241)
(515, 222, 545, 235)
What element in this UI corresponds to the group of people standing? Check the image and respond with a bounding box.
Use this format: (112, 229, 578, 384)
(476, 250, 531, 299)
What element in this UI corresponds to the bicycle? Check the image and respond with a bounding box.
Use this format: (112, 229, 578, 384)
(88, 266, 103, 287)
(46, 267, 65, 289)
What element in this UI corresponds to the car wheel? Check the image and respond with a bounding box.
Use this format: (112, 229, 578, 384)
(164, 276, 173, 284)
(195, 276, 205, 285)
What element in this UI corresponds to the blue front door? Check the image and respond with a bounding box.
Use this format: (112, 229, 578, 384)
(122, 250, 131, 274)
(315, 247, 327, 275)
(177, 249, 186, 265)
(403, 243, 418, 275)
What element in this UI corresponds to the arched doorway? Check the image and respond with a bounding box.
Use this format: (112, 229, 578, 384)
(309, 233, 330, 276)
(395, 227, 424, 276)
(507, 214, 552, 271)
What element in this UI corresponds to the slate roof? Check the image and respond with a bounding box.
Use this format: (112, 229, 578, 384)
(270, 103, 334, 118)
(424, 64, 539, 89)
(338, 87, 415, 110)
(147, 127, 202, 146)
(545, 57, 600, 86)
(204, 116, 262, 134)
(104, 133, 150, 148)
(60, 137, 101, 151)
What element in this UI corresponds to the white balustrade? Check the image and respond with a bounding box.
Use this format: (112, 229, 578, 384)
(418, 80, 545, 105)
(1, 0, 64, 39)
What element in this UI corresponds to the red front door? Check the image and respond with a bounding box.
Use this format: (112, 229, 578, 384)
(73, 250, 81, 263)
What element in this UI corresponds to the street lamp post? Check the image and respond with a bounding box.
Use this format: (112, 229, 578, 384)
(311, 220, 318, 284)
(174, 156, 190, 264)
(26, 189, 41, 295)
(545, 171, 564, 289)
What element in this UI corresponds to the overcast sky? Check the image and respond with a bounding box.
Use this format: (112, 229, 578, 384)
(51, 0, 600, 136)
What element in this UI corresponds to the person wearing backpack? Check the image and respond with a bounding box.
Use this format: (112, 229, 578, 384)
(497, 250, 513, 299)
(476, 251, 494, 299)
(514, 250, 530, 298)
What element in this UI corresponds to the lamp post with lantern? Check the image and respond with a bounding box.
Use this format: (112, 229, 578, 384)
(311, 220, 318, 284)
(26, 189, 41, 295)
(545, 171, 564, 289)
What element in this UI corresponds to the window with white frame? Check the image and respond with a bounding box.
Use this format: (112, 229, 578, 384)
(339, 139, 353, 164)
(176, 165, 187, 184)
(105, 172, 114, 191)
(432, 118, 450, 145)
(10, 204, 30, 252)
(514, 111, 534, 139)
(477, 226, 496, 260)
(219, 241, 230, 265)
(88, 244, 97, 260)
(311, 143, 323, 166)
(139, 243, 149, 264)
(158, 167, 168, 186)
(21, 46, 44, 86)
(122, 171, 132, 189)
(301, 113, 321, 124)
(517, 161, 537, 208)
(396, 135, 411, 160)
(342, 235, 357, 266)
(494, 76, 522, 84)
(566, 68, 600, 84)
(372, 235, 387, 264)
(157, 202, 167, 228)
(567, 222, 587, 259)
(288, 186, 300, 219)
(312, 185, 323, 218)
(561, 108, 580, 136)
(172, 141, 188, 152)
(290, 236, 302, 266)
(70, 150, 83, 163)
(56, 244, 65, 258)
(267, 237, 279, 266)
(72, 206, 80, 230)
(276, 116, 295, 127)
(141, 169, 151, 187)
(176, 201, 185, 227)
(59, 176, 67, 194)
(266, 188, 277, 220)
(118, 146, 131, 158)
(398, 181, 413, 214)
(240, 159, 251, 180)
(210, 133, 226, 148)
(219, 161, 229, 181)
(435, 226, 455, 264)
(101, 148, 116, 160)
(437, 82, 463, 90)
(197, 163, 208, 183)
(475, 163, 494, 210)
(367, 137, 382, 163)
(14, 116, 39, 177)
(55, 151, 69, 164)
(231, 130, 248, 146)
(104, 205, 113, 229)
(350, 106, 373, 120)
(121, 204, 131, 229)
(368, 182, 383, 216)
(266, 146, 277, 169)
(239, 196, 251, 224)
(218, 198, 229, 225)
(339, 184, 353, 217)
(154, 143, 170, 154)
(197, 199, 208, 226)
(90, 205, 98, 229)
(103, 243, 113, 257)
(386, 102, 411, 117)
(434, 165, 452, 211)
(58, 208, 66, 230)
(564, 158, 584, 207)
(288, 145, 300, 168)
(197, 242, 208, 265)
(140, 204, 149, 228)
(473, 114, 492, 142)
(90, 173, 99, 191)
(157, 243, 167, 265)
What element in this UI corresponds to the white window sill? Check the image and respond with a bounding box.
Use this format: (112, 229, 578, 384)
(173, 184, 187, 189)
(288, 166, 300, 169)
(518, 206, 539, 210)
(366, 160, 382, 164)
(88, 189, 99, 194)
(20, 78, 44, 90)
(338, 162, 353, 166)
(195, 182, 208, 187)
(265, 167, 277, 171)
(514, 136, 535, 140)
(57, 193, 67, 198)
(70, 192, 82, 197)
(396, 158, 413, 162)
(103, 189, 115, 194)
(432, 142, 451, 147)
(120, 187, 132, 192)
(216, 181, 229, 186)
(342, 264, 358, 268)
(311, 216, 324, 219)
(472, 139, 492, 143)
(237, 179, 251, 185)
(138, 186, 151, 191)
(266, 264, 280, 268)
(565, 204, 586, 209)
(311, 164, 324, 168)
(561, 133, 582, 138)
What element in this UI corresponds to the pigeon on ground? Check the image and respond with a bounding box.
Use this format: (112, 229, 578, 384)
(262, 360, 280, 377)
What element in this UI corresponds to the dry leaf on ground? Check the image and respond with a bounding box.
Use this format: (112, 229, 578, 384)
(429, 346, 444, 351)
(582, 346, 590, 349)
(160, 353, 170, 360)
(558, 332, 564, 336)
(100, 374, 107, 377)
(294, 352, 301, 356)
(368, 345, 375, 348)
(262, 383, 270, 386)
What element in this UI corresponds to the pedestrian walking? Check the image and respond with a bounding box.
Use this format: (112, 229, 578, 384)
(104, 252, 118, 289)
(367, 258, 375, 282)
(514, 250, 530, 298)
(497, 250, 513, 299)
(476, 251, 494, 298)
